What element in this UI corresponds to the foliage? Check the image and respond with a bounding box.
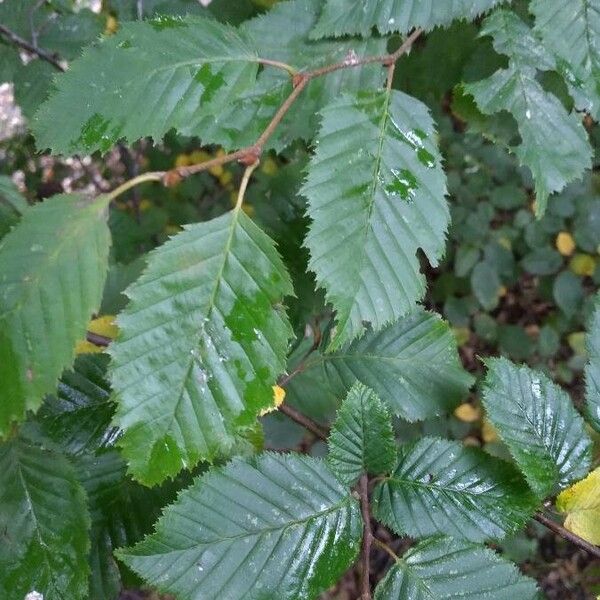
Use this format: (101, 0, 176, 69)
(0, 0, 599, 599)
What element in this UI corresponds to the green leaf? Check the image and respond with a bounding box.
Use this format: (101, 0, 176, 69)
(585, 297, 600, 432)
(464, 10, 592, 215)
(311, 0, 506, 37)
(470, 261, 501, 310)
(76, 451, 183, 600)
(294, 309, 473, 421)
(109, 208, 293, 485)
(372, 437, 537, 542)
(0, 176, 28, 238)
(0, 194, 111, 437)
(373, 536, 540, 600)
(531, 0, 600, 118)
(34, 17, 261, 154)
(303, 90, 449, 347)
(328, 382, 396, 485)
(117, 453, 362, 600)
(0, 438, 90, 600)
(482, 357, 592, 498)
(194, 0, 388, 152)
(34, 354, 118, 456)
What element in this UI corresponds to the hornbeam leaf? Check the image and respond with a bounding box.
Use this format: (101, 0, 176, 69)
(109, 208, 293, 485)
(372, 437, 537, 542)
(34, 354, 119, 456)
(75, 451, 183, 600)
(196, 0, 388, 152)
(311, 0, 506, 38)
(0, 194, 111, 437)
(289, 309, 473, 421)
(117, 453, 362, 600)
(303, 90, 449, 348)
(373, 536, 540, 600)
(34, 17, 261, 154)
(531, 0, 600, 118)
(585, 297, 600, 432)
(0, 438, 90, 600)
(328, 382, 396, 485)
(483, 357, 592, 498)
(464, 10, 592, 215)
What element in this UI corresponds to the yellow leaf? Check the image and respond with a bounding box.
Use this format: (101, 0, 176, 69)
(498, 237, 512, 250)
(104, 15, 118, 35)
(76, 315, 118, 355)
(454, 403, 481, 423)
(174, 153, 191, 168)
(498, 285, 507, 298)
(482, 419, 499, 443)
(556, 232, 576, 256)
(556, 467, 600, 545)
(570, 253, 596, 276)
(75, 340, 104, 355)
(259, 385, 286, 416)
(568, 331, 587, 356)
(261, 157, 279, 176)
(189, 150, 211, 165)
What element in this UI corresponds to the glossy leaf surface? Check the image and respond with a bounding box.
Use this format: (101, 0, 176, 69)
(483, 357, 592, 498)
(0, 438, 90, 600)
(303, 90, 449, 347)
(312, 0, 505, 37)
(328, 382, 396, 485)
(110, 208, 293, 485)
(374, 536, 540, 599)
(372, 437, 537, 542)
(117, 453, 362, 600)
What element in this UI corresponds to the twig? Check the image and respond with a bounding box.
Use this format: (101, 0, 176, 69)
(359, 474, 373, 600)
(86, 331, 111, 347)
(534, 512, 600, 559)
(105, 28, 423, 202)
(0, 23, 65, 72)
(372, 537, 400, 562)
(278, 404, 328, 441)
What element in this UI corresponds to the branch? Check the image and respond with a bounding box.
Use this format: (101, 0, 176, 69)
(0, 22, 65, 72)
(278, 404, 328, 441)
(106, 28, 423, 202)
(359, 474, 373, 600)
(534, 512, 600, 559)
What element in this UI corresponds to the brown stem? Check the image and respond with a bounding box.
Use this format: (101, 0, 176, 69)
(107, 28, 424, 202)
(86, 331, 111, 347)
(359, 474, 373, 600)
(534, 512, 600, 559)
(278, 404, 328, 441)
(0, 23, 65, 72)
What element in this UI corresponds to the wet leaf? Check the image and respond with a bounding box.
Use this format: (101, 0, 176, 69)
(117, 453, 362, 599)
(311, 0, 505, 37)
(328, 382, 396, 485)
(0, 438, 90, 600)
(374, 536, 540, 599)
(464, 10, 592, 215)
(482, 357, 592, 498)
(0, 194, 111, 437)
(109, 207, 293, 485)
(294, 309, 473, 421)
(34, 17, 260, 154)
(372, 437, 537, 542)
(303, 90, 449, 348)
(585, 297, 600, 432)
